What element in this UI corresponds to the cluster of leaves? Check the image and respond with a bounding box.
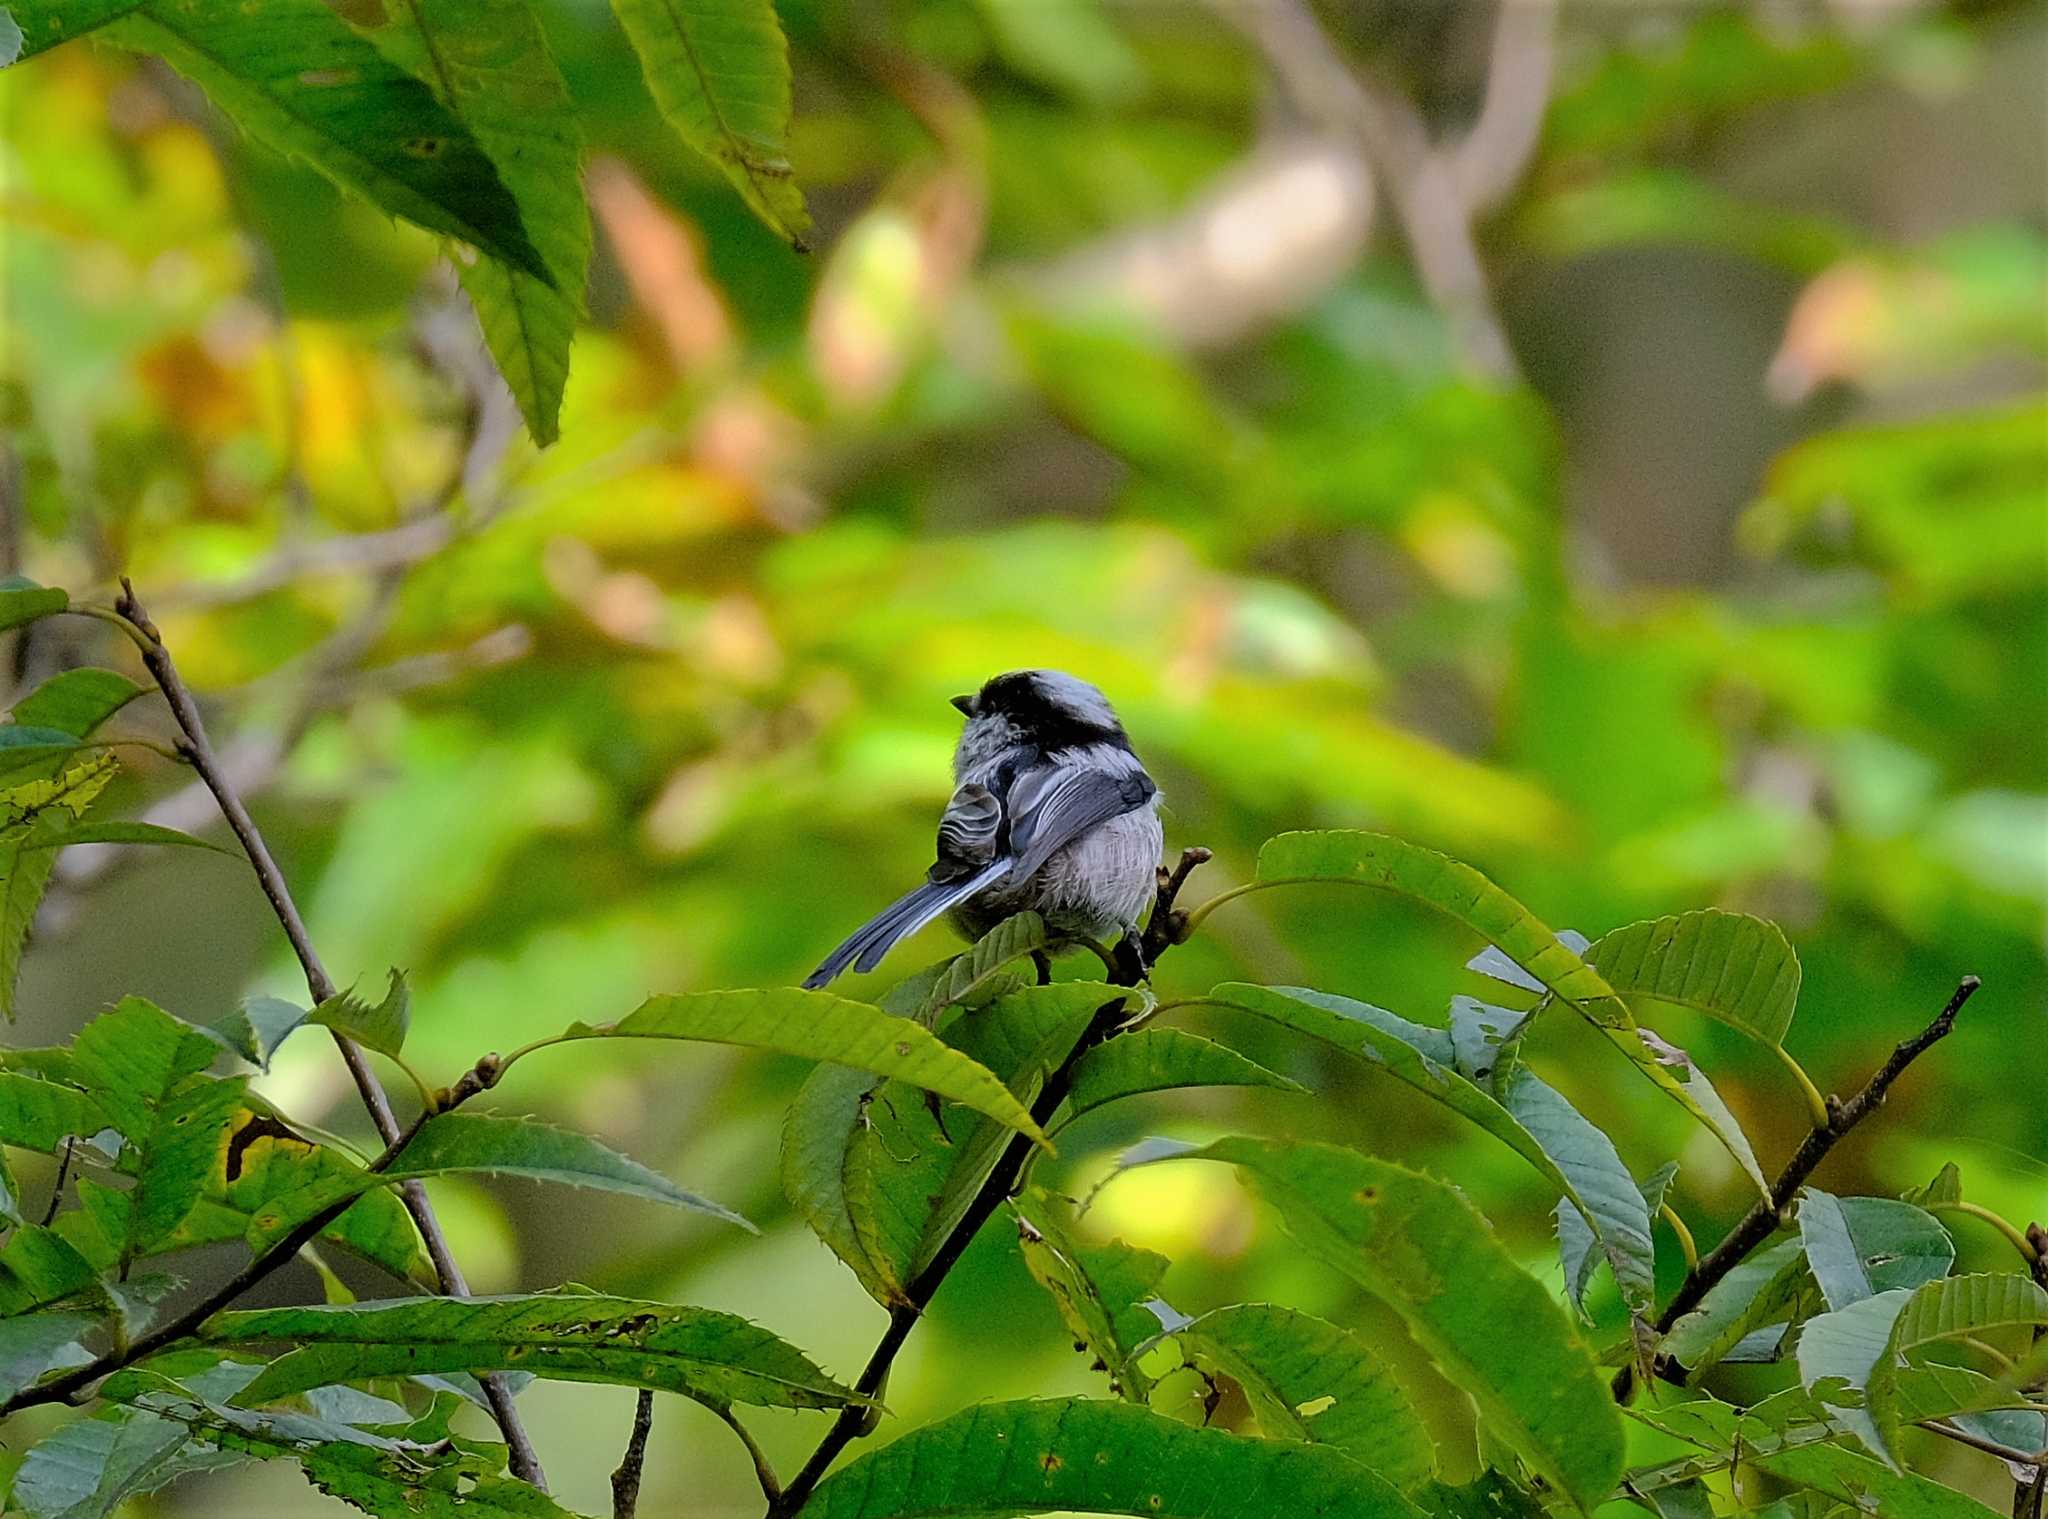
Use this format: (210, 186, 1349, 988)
(0, 599, 2037, 1519)
(1, 0, 810, 446)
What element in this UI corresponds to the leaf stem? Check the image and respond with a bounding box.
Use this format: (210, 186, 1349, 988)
(1768, 1043, 1832, 1132)
(1925, 1201, 2042, 1266)
(1659, 1203, 1698, 1273)
(101, 582, 548, 1491)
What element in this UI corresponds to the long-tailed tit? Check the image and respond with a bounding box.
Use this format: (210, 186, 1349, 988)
(804, 670, 1163, 988)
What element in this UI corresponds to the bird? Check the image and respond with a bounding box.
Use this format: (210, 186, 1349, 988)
(804, 670, 1163, 989)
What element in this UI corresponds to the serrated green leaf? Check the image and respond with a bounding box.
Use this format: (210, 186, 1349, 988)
(342, 0, 588, 446)
(101, 0, 546, 280)
(213, 1110, 428, 1284)
(0, 582, 67, 631)
(7, 670, 144, 745)
(0, 1225, 103, 1316)
(0, 728, 99, 785)
(1157, 1303, 1436, 1491)
(67, 997, 221, 1143)
(1900, 1162, 1964, 1208)
(13, 820, 240, 857)
(1584, 909, 1802, 1047)
(11, 1408, 242, 1519)
(125, 1074, 249, 1257)
(207, 997, 312, 1072)
(781, 1061, 897, 1303)
(1867, 1272, 2048, 1460)
(609, 0, 811, 247)
(1132, 1137, 1623, 1512)
(564, 987, 1050, 1146)
(0, 754, 118, 842)
(0, 1071, 115, 1155)
(1250, 832, 1767, 1193)
(389, 1111, 750, 1227)
(917, 912, 1048, 1020)
(1796, 1287, 1913, 1466)
(212, 1294, 860, 1410)
(1663, 1238, 1812, 1375)
(1634, 1025, 1768, 1196)
(1203, 985, 1648, 1306)
(804, 1397, 1425, 1518)
(0, 1, 141, 62)
(1013, 1188, 1170, 1403)
(1753, 1437, 2007, 1517)
(1799, 1190, 1955, 1310)
(1059, 1028, 1303, 1129)
(0, 1309, 98, 1401)
(309, 969, 412, 1060)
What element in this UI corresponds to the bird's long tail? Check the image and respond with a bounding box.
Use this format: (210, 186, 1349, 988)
(803, 861, 1011, 989)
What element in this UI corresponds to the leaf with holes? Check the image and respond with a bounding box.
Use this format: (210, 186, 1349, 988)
(1013, 1188, 1171, 1403)
(609, 0, 811, 247)
(1799, 1190, 1954, 1310)
(308, 970, 411, 1060)
(212, 1295, 861, 1410)
(803, 1397, 1425, 1518)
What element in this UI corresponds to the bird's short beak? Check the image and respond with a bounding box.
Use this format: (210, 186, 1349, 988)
(950, 693, 977, 717)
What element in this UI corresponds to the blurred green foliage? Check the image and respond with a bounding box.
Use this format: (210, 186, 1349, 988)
(0, 0, 2043, 1513)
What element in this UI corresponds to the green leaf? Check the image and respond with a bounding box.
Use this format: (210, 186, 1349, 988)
(1867, 1273, 2048, 1460)
(1156, 1303, 1436, 1491)
(1901, 1162, 1964, 1208)
(1059, 1029, 1304, 1129)
(565, 987, 1051, 1147)
(125, 1073, 250, 1257)
(13, 821, 240, 857)
(803, 1397, 1426, 1518)
(207, 997, 312, 1073)
(1663, 1238, 1812, 1376)
(1633, 1025, 1768, 1196)
(211, 1110, 428, 1284)
(1012, 1188, 1171, 1402)
(1753, 1438, 2008, 1517)
(0, 1, 142, 62)
(212, 1294, 862, 1410)
(0, 727, 97, 784)
(917, 912, 1049, 1020)
(1583, 909, 1802, 1047)
(1204, 985, 1647, 1306)
(389, 1112, 752, 1227)
(1795, 1286, 1912, 1465)
(11, 1408, 241, 1519)
(0, 1225, 104, 1316)
(1799, 1190, 1955, 1310)
(0, 1070, 116, 1155)
(781, 1061, 899, 1305)
(67, 996, 222, 1146)
(1134, 1137, 1624, 1512)
(343, 0, 589, 446)
(0, 582, 67, 632)
(7, 669, 144, 745)
(101, 0, 547, 281)
(608, 0, 811, 247)
(1555, 1155, 1669, 1318)
(0, 1309, 98, 1401)
(309, 970, 412, 1060)
(0, 754, 118, 842)
(1245, 832, 1769, 1195)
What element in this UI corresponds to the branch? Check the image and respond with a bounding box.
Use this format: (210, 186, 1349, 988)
(1620, 975, 1982, 1398)
(610, 1389, 656, 1519)
(104, 583, 548, 1490)
(763, 848, 1213, 1517)
(1, 1050, 503, 1415)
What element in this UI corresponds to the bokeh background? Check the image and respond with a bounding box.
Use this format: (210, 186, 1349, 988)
(3, 0, 2044, 1513)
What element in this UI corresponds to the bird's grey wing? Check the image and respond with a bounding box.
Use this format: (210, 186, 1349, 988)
(930, 781, 1001, 882)
(1004, 762, 1156, 881)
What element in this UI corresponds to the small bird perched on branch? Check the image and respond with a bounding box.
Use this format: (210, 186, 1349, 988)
(804, 670, 1163, 988)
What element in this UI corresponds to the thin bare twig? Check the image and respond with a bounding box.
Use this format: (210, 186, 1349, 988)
(1619, 976, 1983, 1398)
(764, 849, 1212, 1517)
(39, 1137, 77, 1228)
(104, 583, 547, 1490)
(611, 1389, 656, 1519)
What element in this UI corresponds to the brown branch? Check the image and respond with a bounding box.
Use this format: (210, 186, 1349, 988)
(1619, 975, 1982, 1399)
(610, 1389, 656, 1519)
(104, 583, 547, 1490)
(0, 1048, 503, 1416)
(764, 849, 1212, 1517)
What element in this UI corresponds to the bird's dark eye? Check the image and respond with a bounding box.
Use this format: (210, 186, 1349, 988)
(951, 694, 978, 717)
